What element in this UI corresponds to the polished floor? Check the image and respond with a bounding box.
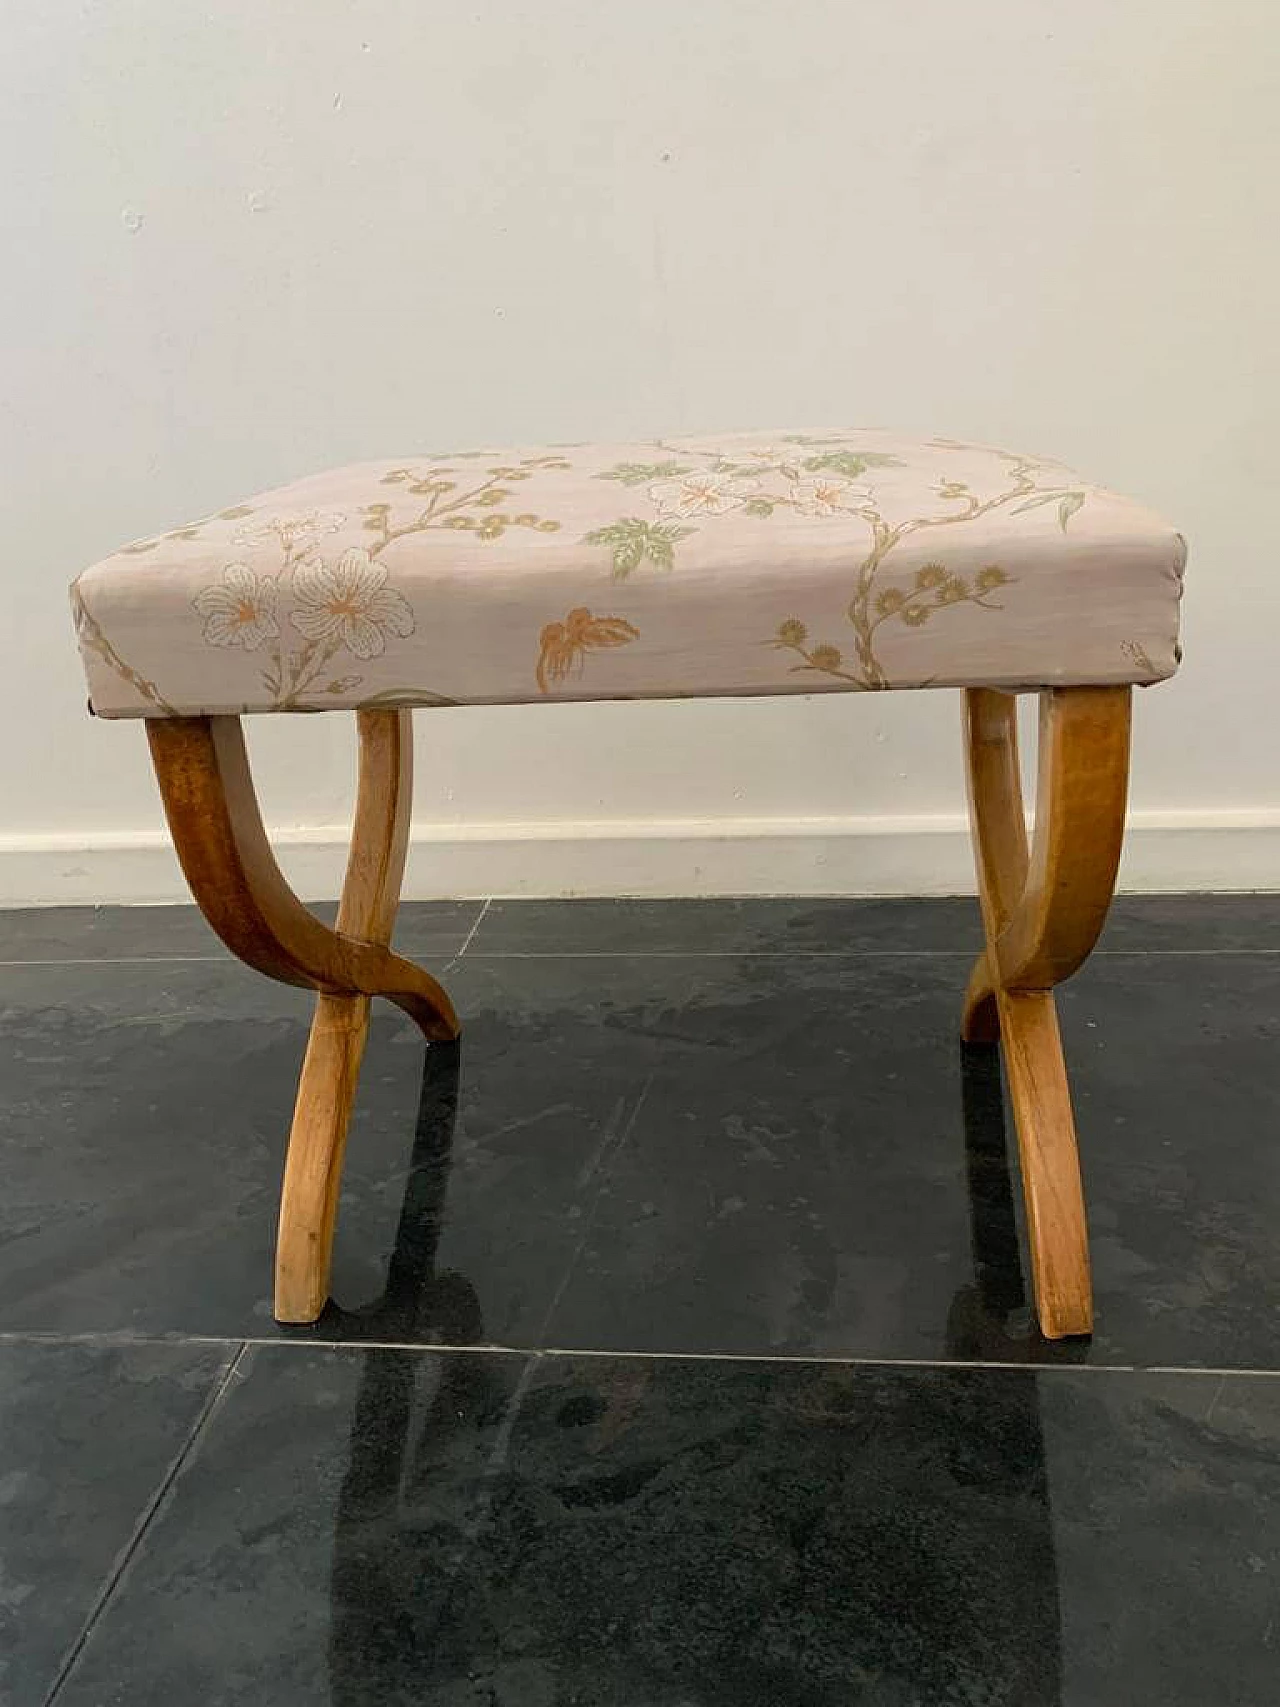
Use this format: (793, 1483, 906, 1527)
(3, 894, 1279, 1704)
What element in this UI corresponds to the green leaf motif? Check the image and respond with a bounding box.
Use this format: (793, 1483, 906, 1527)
(1058, 491, 1085, 531)
(743, 497, 776, 517)
(781, 434, 903, 459)
(1010, 492, 1059, 515)
(801, 450, 901, 479)
(616, 532, 646, 576)
(584, 518, 697, 578)
(645, 523, 696, 570)
(595, 461, 691, 487)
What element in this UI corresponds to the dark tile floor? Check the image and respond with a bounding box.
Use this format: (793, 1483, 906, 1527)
(2, 894, 1279, 1703)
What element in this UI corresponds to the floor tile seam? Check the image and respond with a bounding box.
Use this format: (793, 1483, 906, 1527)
(457, 947, 1280, 962)
(0, 941, 482, 969)
(0, 902, 496, 972)
(5, 1331, 1280, 1380)
(0, 1329, 246, 1348)
(504, 1346, 1248, 1377)
(229, 1338, 1280, 1378)
(4, 946, 1278, 967)
(41, 1339, 249, 1706)
(470, 949, 991, 960)
(268, 1343, 1280, 1381)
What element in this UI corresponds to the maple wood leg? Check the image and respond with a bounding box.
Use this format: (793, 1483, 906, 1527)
(961, 686, 1131, 1338)
(146, 710, 458, 1323)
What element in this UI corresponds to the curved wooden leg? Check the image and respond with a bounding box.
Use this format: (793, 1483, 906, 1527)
(277, 710, 419, 1322)
(961, 686, 1132, 1338)
(146, 710, 459, 1324)
(280, 991, 376, 1321)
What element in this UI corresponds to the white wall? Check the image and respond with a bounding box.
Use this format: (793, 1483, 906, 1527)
(3, 0, 1278, 902)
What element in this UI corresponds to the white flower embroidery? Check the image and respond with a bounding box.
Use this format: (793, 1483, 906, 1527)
(232, 510, 347, 553)
(789, 476, 873, 517)
(290, 549, 414, 659)
(192, 564, 280, 650)
(648, 471, 759, 518)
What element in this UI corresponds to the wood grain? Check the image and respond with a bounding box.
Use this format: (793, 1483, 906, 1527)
(275, 710, 417, 1323)
(962, 689, 1130, 1039)
(960, 685, 1132, 1338)
(146, 715, 456, 1038)
(278, 990, 376, 1322)
(147, 710, 458, 1323)
(995, 988, 1093, 1336)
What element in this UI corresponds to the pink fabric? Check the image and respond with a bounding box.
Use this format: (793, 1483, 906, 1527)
(71, 429, 1185, 718)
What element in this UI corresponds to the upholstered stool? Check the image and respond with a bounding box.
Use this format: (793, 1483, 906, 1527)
(71, 430, 1186, 1336)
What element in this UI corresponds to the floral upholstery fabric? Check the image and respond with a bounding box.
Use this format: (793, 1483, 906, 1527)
(71, 430, 1186, 718)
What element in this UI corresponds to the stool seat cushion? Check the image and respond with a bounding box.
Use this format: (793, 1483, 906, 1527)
(71, 430, 1186, 718)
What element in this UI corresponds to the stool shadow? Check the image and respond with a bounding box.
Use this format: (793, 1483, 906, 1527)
(314, 1036, 479, 1347)
(320, 1036, 1066, 1703)
(943, 1039, 1068, 1703)
(322, 1038, 510, 1697)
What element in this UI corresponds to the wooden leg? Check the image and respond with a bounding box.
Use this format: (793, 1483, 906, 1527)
(961, 686, 1131, 1338)
(277, 709, 419, 1322)
(146, 711, 459, 1323)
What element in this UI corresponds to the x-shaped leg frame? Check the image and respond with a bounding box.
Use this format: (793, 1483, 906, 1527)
(147, 711, 458, 1323)
(961, 686, 1132, 1337)
(145, 688, 1131, 1336)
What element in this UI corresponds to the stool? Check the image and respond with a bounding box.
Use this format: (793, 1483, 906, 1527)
(70, 430, 1186, 1336)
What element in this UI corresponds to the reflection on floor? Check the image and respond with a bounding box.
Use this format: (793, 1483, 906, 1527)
(3, 895, 1279, 1704)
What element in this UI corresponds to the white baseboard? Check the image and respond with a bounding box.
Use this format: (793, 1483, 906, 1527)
(1, 809, 1277, 906)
